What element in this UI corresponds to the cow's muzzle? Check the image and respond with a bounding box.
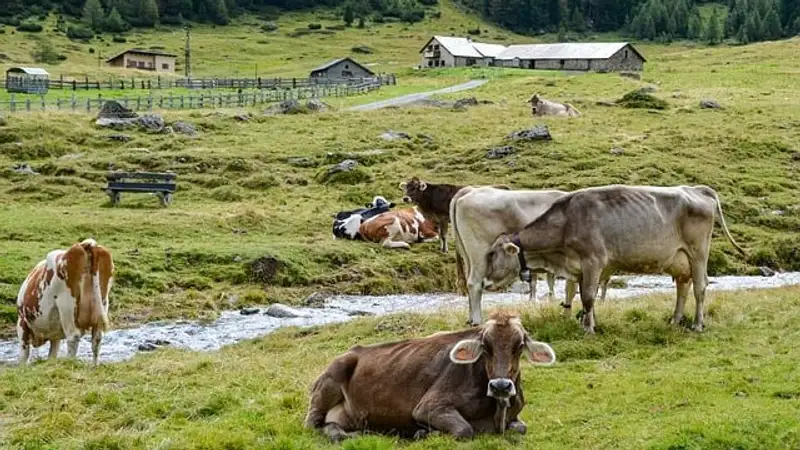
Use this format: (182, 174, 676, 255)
(487, 378, 516, 398)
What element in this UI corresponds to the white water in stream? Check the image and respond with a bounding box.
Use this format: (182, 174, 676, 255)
(2, 272, 799, 365)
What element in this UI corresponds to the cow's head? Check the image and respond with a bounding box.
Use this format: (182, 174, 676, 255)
(399, 177, 427, 204)
(449, 311, 555, 399)
(366, 195, 395, 210)
(482, 234, 524, 292)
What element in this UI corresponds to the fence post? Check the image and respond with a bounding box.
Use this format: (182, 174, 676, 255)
(181, 95, 185, 108)
(73, 80, 77, 91)
(71, 93, 76, 111)
(137, 96, 141, 110)
(56, 98, 61, 110)
(200, 94, 204, 108)
(148, 80, 151, 90)
(86, 98, 90, 113)
(157, 76, 161, 89)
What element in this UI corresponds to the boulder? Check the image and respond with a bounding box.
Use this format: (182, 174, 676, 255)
(327, 159, 358, 176)
(239, 307, 260, 315)
(264, 303, 308, 318)
(379, 130, 411, 141)
(506, 126, 552, 142)
(610, 147, 625, 156)
(173, 121, 198, 136)
(95, 117, 137, 130)
(137, 339, 170, 352)
(97, 100, 138, 119)
(137, 114, 165, 132)
(700, 99, 722, 109)
(304, 291, 331, 308)
(12, 163, 39, 175)
(306, 99, 331, 112)
(485, 145, 515, 159)
(759, 266, 776, 277)
(453, 97, 479, 109)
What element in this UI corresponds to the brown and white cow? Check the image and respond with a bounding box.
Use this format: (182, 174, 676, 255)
(483, 185, 747, 334)
(527, 94, 581, 117)
(304, 311, 556, 441)
(17, 238, 114, 366)
(400, 177, 464, 253)
(359, 206, 439, 249)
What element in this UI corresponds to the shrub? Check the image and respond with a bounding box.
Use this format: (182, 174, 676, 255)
(467, 27, 481, 35)
(261, 22, 278, 32)
(418, 0, 438, 4)
(112, 35, 126, 43)
(308, 23, 322, 30)
(616, 90, 669, 110)
(17, 21, 43, 33)
(67, 25, 94, 40)
(402, 8, 426, 23)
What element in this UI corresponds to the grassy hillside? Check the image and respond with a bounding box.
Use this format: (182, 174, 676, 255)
(1, 288, 800, 448)
(2, 35, 800, 335)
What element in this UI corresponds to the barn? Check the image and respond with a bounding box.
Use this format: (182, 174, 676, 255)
(310, 58, 374, 79)
(495, 42, 645, 72)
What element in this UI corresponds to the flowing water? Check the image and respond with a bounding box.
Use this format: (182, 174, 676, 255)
(2, 272, 799, 365)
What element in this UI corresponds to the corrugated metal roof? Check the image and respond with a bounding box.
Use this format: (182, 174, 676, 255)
(310, 57, 374, 75)
(106, 48, 177, 63)
(431, 36, 484, 58)
(497, 42, 631, 60)
(472, 42, 507, 58)
(6, 67, 50, 75)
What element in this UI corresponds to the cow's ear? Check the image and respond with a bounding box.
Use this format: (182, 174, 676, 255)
(419, 182, 427, 191)
(523, 335, 556, 366)
(449, 339, 483, 364)
(399, 182, 407, 190)
(502, 242, 520, 255)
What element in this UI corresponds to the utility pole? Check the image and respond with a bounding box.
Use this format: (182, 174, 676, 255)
(184, 25, 192, 78)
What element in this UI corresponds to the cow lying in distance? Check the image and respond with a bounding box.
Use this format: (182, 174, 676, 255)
(527, 94, 581, 117)
(332, 195, 395, 240)
(400, 177, 464, 253)
(17, 238, 114, 366)
(359, 206, 439, 249)
(483, 185, 747, 334)
(304, 311, 556, 441)
(451, 186, 577, 326)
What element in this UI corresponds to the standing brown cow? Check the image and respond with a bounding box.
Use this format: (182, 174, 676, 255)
(304, 311, 556, 441)
(400, 177, 464, 253)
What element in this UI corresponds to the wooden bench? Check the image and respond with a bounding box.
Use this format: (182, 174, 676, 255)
(105, 171, 177, 207)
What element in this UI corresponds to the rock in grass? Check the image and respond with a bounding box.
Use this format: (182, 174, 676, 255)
(700, 99, 722, 109)
(239, 307, 260, 315)
(610, 147, 625, 156)
(486, 146, 515, 159)
(379, 130, 411, 141)
(13, 163, 39, 175)
(759, 266, 776, 277)
(137, 339, 170, 352)
(173, 121, 198, 136)
(97, 100, 138, 119)
(264, 303, 307, 318)
(506, 126, 552, 141)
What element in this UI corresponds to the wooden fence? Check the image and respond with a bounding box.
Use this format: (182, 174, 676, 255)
(0, 80, 383, 114)
(0, 74, 397, 92)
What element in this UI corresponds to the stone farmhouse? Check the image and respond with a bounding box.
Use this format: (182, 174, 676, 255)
(106, 49, 177, 73)
(419, 36, 645, 72)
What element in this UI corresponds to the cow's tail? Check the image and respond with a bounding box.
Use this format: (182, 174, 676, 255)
(701, 187, 747, 257)
(451, 187, 473, 296)
(80, 240, 112, 331)
(566, 103, 582, 116)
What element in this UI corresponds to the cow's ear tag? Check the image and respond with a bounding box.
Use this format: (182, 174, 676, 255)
(450, 339, 483, 364)
(419, 182, 427, 191)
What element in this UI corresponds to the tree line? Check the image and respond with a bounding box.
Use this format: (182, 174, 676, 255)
(2, 0, 437, 30)
(453, 0, 800, 44)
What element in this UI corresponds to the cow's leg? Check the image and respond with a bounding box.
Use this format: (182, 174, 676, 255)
(670, 277, 692, 326)
(599, 276, 610, 302)
(57, 302, 82, 359)
(439, 220, 449, 253)
(527, 273, 538, 302)
(381, 238, 411, 250)
(467, 268, 485, 326)
(17, 323, 31, 366)
(412, 404, 474, 439)
(48, 339, 61, 360)
(691, 260, 709, 332)
(546, 273, 556, 299)
(579, 264, 603, 334)
(562, 280, 577, 316)
(91, 328, 103, 366)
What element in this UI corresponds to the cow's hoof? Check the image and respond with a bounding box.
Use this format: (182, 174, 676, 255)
(508, 420, 527, 435)
(414, 429, 440, 440)
(692, 323, 704, 332)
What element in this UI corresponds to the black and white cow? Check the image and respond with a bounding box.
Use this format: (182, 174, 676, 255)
(332, 196, 396, 240)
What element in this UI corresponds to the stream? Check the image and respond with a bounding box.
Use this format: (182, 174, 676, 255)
(2, 272, 799, 365)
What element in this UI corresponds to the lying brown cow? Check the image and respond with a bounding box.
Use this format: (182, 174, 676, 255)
(304, 311, 556, 441)
(400, 177, 464, 253)
(359, 206, 439, 249)
(527, 94, 581, 117)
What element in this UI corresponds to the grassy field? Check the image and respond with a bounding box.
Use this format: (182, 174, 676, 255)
(1, 288, 799, 449)
(2, 36, 800, 336)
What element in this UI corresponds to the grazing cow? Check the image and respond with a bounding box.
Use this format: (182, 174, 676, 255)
(359, 206, 439, 249)
(527, 94, 581, 117)
(304, 311, 556, 441)
(17, 238, 114, 366)
(400, 177, 464, 253)
(483, 185, 747, 334)
(332, 195, 395, 240)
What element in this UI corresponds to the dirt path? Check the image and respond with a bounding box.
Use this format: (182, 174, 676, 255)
(345, 79, 489, 112)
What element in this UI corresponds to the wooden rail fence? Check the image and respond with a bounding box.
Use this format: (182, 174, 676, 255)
(1, 80, 384, 114)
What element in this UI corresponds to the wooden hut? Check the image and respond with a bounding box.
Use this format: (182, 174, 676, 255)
(5, 67, 50, 94)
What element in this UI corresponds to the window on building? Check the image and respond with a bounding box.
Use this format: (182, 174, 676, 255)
(466, 58, 476, 66)
(137, 61, 145, 68)
(624, 50, 629, 58)
(559, 59, 565, 68)
(345, 64, 350, 69)
(162, 63, 169, 70)
(428, 60, 433, 67)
